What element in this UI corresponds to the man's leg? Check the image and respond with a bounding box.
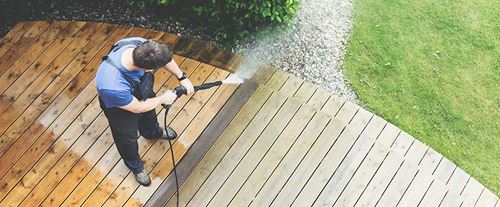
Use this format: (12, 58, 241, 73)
(138, 109, 163, 139)
(100, 99, 143, 174)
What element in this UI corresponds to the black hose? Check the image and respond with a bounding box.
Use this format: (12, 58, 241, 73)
(161, 81, 223, 207)
(163, 105, 180, 207)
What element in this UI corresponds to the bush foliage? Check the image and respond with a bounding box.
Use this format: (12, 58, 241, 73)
(129, 0, 300, 42)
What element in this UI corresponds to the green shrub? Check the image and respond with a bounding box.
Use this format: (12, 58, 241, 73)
(129, 0, 300, 43)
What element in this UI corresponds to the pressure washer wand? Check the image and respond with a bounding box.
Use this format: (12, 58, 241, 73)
(175, 81, 223, 98)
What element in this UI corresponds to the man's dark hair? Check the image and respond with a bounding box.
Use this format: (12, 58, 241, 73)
(132, 40, 173, 69)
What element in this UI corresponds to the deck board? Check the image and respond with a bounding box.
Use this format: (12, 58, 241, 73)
(0, 21, 35, 57)
(229, 103, 318, 206)
(164, 85, 273, 207)
(291, 109, 373, 206)
(0, 21, 496, 207)
(186, 91, 297, 206)
(313, 116, 387, 206)
(333, 124, 400, 206)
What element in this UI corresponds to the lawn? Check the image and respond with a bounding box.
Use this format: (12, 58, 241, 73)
(345, 0, 499, 195)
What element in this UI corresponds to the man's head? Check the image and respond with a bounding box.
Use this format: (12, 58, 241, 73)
(132, 40, 173, 70)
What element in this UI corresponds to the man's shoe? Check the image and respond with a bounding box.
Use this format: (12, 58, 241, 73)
(161, 127, 177, 140)
(134, 170, 151, 186)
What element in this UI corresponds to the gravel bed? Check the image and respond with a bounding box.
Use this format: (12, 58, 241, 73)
(0, 0, 212, 42)
(235, 0, 358, 102)
(1, 0, 357, 102)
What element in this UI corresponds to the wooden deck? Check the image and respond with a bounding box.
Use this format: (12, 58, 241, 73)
(0, 21, 498, 207)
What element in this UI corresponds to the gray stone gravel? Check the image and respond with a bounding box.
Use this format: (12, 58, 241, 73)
(235, 0, 358, 102)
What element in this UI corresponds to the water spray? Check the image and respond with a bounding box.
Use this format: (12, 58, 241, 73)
(162, 73, 244, 207)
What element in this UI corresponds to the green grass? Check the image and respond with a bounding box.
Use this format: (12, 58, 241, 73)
(345, 0, 499, 195)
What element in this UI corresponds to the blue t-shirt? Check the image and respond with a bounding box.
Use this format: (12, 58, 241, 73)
(96, 37, 146, 108)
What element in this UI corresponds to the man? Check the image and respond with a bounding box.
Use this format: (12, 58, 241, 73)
(96, 37, 194, 186)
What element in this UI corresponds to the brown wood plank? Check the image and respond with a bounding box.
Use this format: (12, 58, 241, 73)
(291, 109, 375, 206)
(209, 48, 236, 71)
(0, 23, 112, 181)
(0, 37, 76, 113)
(17, 55, 178, 207)
(57, 56, 188, 207)
(40, 56, 178, 207)
(208, 97, 303, 206)
(22, 21, 51, 38)
(0, 25, 130, 206)
(146, 79, 258, 207)
(1, 21, 33, 39)
(333, 124, 400, 207)
(143, 30, 164, 40)
(70, 58, 200, 206)
(280, 75, 303, 97)
(94, 63, 220, 207)
(158, 33, 179, 47)
(0, 21, 66, 79)
(8, 21, 51, 55)
(313, 116, 387, 206)
(164, 85, 274, 207)
(172, 37, 207, 61)
(224, 54, 245, 73)
(197, 42, 223, 65)
(0, 22, 82, 125)
(0, 21, 36, 57)
(1, 25, 127, 143)
(124, 71, 239, 207)
(0, 23, 94, 118)
(229, 103, 317, 206)
(25, 60, 176, 206)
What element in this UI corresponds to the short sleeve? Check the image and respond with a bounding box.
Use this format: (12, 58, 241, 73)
(99, 89, 134, 108)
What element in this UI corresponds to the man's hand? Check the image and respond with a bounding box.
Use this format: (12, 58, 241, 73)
(160, 90, 178, 105)
(180, 79, 195, 95)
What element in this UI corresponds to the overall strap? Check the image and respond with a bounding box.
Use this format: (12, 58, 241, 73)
(101, 39, 145, 92)
(103, 57, 140, 92)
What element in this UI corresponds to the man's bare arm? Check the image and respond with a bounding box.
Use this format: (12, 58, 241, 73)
(164, 59, 195, 94)
(120, 91, 177, 113)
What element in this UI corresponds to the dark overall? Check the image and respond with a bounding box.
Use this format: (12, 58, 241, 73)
(99, 41, 162, 174)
